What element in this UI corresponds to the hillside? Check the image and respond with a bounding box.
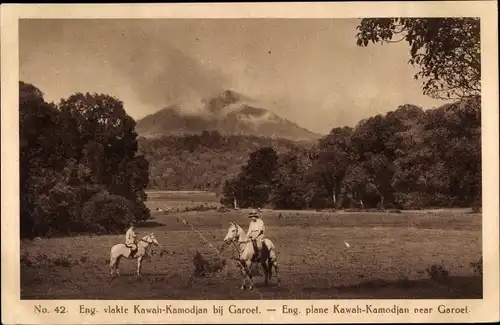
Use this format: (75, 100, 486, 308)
(135, 90, 321, 142)
(137, 132, 307, 192)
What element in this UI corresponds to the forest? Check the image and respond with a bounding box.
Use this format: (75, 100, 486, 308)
(20, 82, 150, 238)
(138, 97, 481, 210)
(19, 17, 481, 237)
(219, 99, 481, 210)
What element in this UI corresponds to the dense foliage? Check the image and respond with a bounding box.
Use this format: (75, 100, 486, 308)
(221, 99, 481, 210)
(20, 18, 481, 238)
(356, 18, 480, 100)
(137, 132, 302, 192)
(20, 82, 150, 238)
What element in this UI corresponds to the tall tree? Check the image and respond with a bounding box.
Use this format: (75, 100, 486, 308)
(19, 82, 64, 238)
(356, 18, 480, 100)
(57, 93, 149, 220)
(20, 83, 152, 237)
(311, 127, 354, 207)
(270, 150, 314, 209)
(224, 146, 279, 208)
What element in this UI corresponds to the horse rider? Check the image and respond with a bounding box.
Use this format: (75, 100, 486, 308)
(125, 221, 138, 257)
(246, 209, 266, 261)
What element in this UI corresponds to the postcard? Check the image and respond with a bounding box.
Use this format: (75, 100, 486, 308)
(1, 1, 498, 324)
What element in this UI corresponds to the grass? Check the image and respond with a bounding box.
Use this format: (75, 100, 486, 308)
(20, 192, 482, 300)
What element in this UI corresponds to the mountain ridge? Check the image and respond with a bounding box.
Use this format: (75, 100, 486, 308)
(135, 90, 322, 142)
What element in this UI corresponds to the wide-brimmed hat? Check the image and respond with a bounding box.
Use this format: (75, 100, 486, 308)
(248, 209, 260, 218)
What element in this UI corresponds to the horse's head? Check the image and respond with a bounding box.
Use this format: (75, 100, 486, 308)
(224, 222, 239, 244)
(143, 233, 160, 246)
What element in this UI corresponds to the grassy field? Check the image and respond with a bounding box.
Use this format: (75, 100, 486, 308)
(20, 192, 482, 300)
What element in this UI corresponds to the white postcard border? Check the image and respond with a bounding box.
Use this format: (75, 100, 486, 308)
(2, 2, 499, 324)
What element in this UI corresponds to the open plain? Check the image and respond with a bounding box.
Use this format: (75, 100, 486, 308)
(20, 191, 482, 300)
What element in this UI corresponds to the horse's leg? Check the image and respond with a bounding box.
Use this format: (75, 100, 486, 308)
(238, 259, 254, 290)
(243, 259, 254, 290)
(115, 256, 121, 276)
(268, 247, 280, 284)
(109, 253, 115, 276)
(267, 257, 274, 280)
(137, 256, 143, 276)
(261, 261, 269, 285)
(258, 248, 268, 285)
(272, 259, 280, 284)
(238, 260, 247, 290)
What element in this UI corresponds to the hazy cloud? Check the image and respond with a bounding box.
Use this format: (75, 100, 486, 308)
(19, 19, 449, 134)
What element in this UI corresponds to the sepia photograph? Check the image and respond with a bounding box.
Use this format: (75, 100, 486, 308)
(17, 16, 484, 300)
(2, 2, 499, 324)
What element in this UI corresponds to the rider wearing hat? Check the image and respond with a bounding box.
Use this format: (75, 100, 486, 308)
(246, 209, 266, 260)
(125, 221, 138, 257)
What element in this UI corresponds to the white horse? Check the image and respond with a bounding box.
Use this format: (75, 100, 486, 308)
(223, 222, 280, 290)
(109, 233, 160, 276)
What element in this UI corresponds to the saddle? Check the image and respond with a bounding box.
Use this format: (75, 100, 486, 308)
(126, 244, 138, 257)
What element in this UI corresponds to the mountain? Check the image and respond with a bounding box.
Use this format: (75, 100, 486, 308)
(135, 90, 322, 142)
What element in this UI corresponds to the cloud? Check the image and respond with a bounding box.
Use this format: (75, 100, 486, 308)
(106, 29, 231, 114)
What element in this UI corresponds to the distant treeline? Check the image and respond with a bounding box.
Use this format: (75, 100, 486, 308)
(220, 100, 481, 210)
(20, 82, 150, 238)
(139, 99, 481, 210)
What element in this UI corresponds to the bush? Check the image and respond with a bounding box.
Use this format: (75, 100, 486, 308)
(471, 206, 482, 213)
(216, 206, 231, 212)
(80, 191, 135, 234)
(192, 251, 226, 277)
(52, 256, 72, 268)
(426, 263, 450, 284)
(20, 253, 33, 267)
(470, 256, 483, 277)
(394, 192, 430, 209)
(184, 204, 217, 212)
(344, 208, 363, 212)
(21, 252, 83, 268)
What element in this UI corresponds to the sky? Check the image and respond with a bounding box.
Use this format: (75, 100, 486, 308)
(19, 19, 449, 134)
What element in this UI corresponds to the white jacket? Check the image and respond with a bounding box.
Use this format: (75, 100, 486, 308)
(247, 219, 265, 239)
(125, 228, 137, 245)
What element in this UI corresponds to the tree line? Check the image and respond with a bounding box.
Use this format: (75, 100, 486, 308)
(220, 99, 481, 210)
(20, 82, 150, 238)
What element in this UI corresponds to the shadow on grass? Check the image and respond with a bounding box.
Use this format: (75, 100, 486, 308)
(302, 276, 482, 299)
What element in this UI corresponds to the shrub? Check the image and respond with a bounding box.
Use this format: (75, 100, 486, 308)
(184, 204, 217, 212)
(52, 256, 72, 268)
(216, 206, 230, 212)
(192, 251, 225, 277)
(470, 256, 483, 276)
(80, 191, 135, 234)
(426, 263, 450, 284)
(394, 192, 430, 209)
(20, 253, 33, 267)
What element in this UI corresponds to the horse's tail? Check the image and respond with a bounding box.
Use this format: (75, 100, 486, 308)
(109, 250, 115, 268)
(264, 239, 276, 260)
(109, 245, 122, 268)
(265, 239, 279, 281)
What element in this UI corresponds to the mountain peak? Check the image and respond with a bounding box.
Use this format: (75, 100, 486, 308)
(135, 90, 322, 142)
(221, 89, 245, 102)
